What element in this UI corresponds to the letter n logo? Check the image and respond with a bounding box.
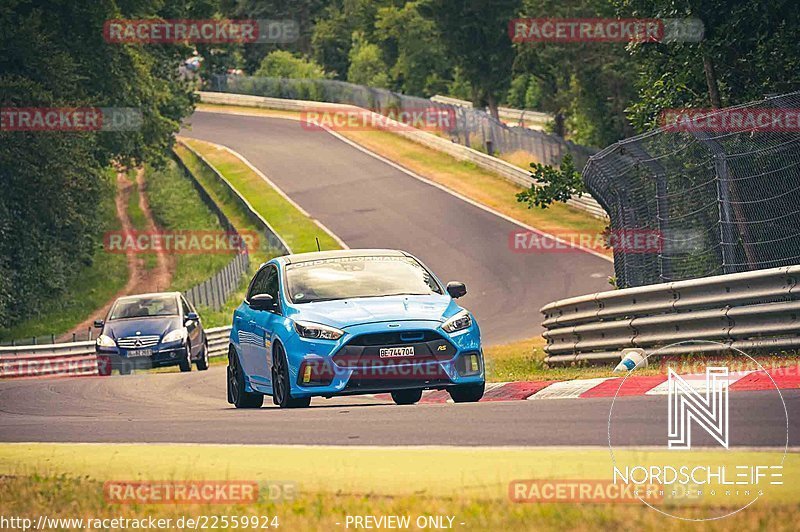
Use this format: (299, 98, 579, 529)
(667, 367, 729, 449)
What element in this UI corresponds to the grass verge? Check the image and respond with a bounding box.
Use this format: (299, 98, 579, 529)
(0, 169, 128, 343)
(180, 137, 341, 254)
(0, 444, 796, 530)
(145, 159, 235, 293)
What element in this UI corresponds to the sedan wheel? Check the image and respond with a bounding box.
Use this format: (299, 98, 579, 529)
(196, 340, 209, 371)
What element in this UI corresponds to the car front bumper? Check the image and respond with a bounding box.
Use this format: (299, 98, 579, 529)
(96, 341, 189, 370)
(281, 319, 484, 398)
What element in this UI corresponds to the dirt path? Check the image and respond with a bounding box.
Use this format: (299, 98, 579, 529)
(59, 169, 174, 342)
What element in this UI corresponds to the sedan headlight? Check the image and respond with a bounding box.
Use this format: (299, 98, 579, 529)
(96, 334, 116, 348)
(294, 321, 344, 340)
(442, 310, 472, 334)
(162, 328, 188, 344)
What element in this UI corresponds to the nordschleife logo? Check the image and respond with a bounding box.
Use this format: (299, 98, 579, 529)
(667, 367, 729, 450)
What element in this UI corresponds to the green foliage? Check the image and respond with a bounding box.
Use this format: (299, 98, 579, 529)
(516, 153, 585, 209)
(373, 2, 451, 96)
(418, 0, 519, 117)
(616, 0, 800, 130)
(254, 50, 329, 79)
(0, 0, 206, 330)
(346, 32, 390, 88)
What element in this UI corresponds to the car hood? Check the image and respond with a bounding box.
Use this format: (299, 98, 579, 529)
(102, 316, 182, 339)
(289, 295, 459, 329)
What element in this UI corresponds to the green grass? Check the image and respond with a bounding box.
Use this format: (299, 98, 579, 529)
(0, 169, 128, 342)
(0, 444, 796, 530)
(145, 159, 237, 293)
(181, 137, 340, 255)
(125, 174, 157, 270)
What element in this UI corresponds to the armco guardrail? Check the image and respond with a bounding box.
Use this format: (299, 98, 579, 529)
(541, 265, 800, 365)
(430, 95, 552, 130)
(0, 326, 232, 379)
(198, 91, 607, 220)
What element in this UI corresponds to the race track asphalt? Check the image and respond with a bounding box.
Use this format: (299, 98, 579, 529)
(180, 111, 612, 344)
(0, 367, 796, 447)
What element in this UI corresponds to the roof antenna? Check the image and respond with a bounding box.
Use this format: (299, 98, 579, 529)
(315, 237, 321, 252)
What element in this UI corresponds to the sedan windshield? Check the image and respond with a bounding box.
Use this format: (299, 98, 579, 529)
(109, 295, 179, 320)
(285, 256, 442, 304)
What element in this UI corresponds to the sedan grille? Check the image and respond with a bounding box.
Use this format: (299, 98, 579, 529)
(117, 335, 160, 348)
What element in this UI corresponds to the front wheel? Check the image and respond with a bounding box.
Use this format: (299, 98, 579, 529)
(228, 347, 263, 409)
(448, 382, 485, 403)
(195, 340, 209, 371)
(272, 344, 311, 409)
(391, 389, 423, 405)
(178, 343, 192, 372)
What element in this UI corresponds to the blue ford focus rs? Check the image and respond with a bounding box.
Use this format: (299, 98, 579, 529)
(227, 249, 484, 408)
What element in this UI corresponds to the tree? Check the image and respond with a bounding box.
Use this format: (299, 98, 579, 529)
(616, 0, 800, 130)
(419, 0, 520, 119)
(0, 0, 207, 329)
(346, 32, 390, 88)
(373, 2, 451, 96)
(255, 50, 329, 79)
(516, 154, 585, 208)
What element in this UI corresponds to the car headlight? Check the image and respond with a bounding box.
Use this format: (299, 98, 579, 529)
(162, 328, 188, 344)
(96, 334, 116, 348)
(294, 321, 344, 340)
(442, 310, 472, 334)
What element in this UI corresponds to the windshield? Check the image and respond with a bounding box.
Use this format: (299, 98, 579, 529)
(285, 256, 442, 304)
(109, 295, 179, 320)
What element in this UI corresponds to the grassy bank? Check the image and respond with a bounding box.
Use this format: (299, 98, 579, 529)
(0, 444, 796, 530)
(145, 159, 236, 293)
(0, 169, 128, 343)
(180, 137, 341, 254)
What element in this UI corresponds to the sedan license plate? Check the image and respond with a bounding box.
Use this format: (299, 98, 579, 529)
(379, 346, 415, 358)
(127, 349, 152, 358)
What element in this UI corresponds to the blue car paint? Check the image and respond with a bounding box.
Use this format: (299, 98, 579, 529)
(229, 253, 484, 399)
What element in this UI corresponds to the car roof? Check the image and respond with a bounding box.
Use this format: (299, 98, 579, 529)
(276, 249, 411, 265)
(115, 292, 182, 301)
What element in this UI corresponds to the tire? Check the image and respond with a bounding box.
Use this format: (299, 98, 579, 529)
(118, 362, 132, 376)
(195, 340, 209, 371)
(178, 343, 192, 372)
(391, 389, 423, 405)
(96, 355, 112, 376)
(271, 343, 311, 409)
(448, 382, 485, 403)
(228, 347, 263, 408)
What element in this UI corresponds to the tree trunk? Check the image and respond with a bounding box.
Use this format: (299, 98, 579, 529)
(703, 54, 722, 109)
(486, 92, 500, 121)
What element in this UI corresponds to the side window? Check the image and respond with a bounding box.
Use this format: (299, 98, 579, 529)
(247, 268, 270, 300)
(180, 297, 191, 316)
(247, 265, 281, 301)
(264, 267, 279, 301)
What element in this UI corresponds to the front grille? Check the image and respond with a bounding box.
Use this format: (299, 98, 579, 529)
(332, 330, 456, 368)
(117, 335, 160, 348)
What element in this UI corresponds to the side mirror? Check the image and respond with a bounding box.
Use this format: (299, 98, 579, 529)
(446, 281, 467, 299)
(249, 293, 277, 312)
(185, 312, 199, 323)
(93, 319, 105, 329)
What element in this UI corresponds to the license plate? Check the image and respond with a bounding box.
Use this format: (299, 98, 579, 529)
(379, 346, 415, 358)
(127, 349, 152, 358)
